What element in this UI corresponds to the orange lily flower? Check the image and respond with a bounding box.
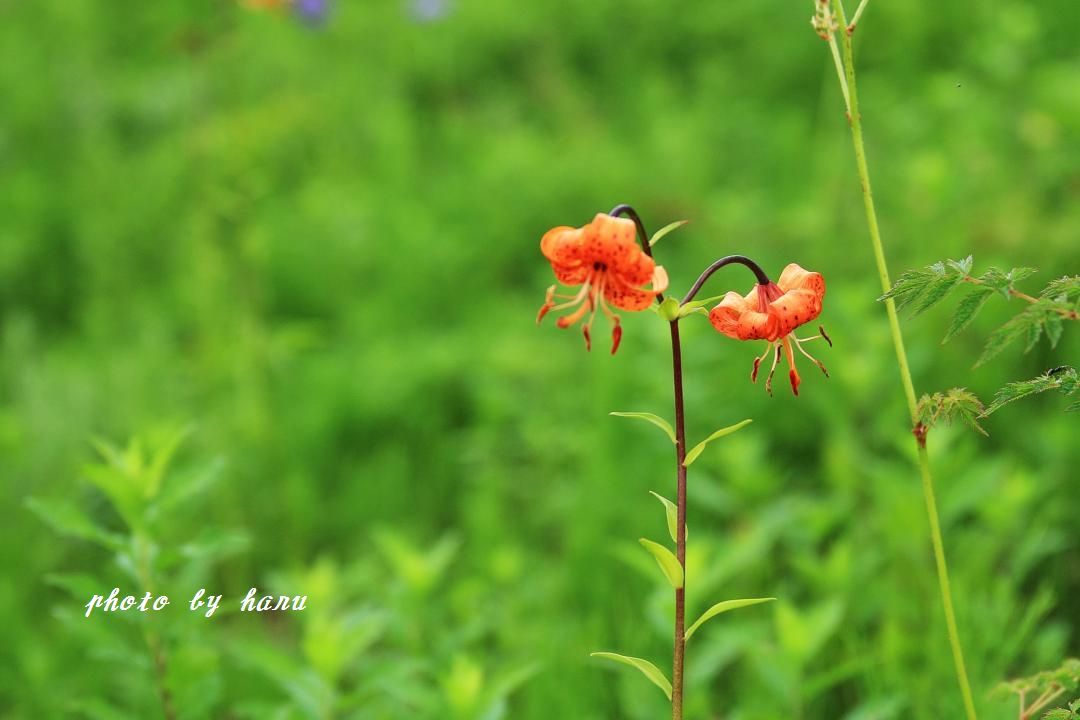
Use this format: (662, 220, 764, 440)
(537, 213, 668, 354)
(708, 263, 830, 396)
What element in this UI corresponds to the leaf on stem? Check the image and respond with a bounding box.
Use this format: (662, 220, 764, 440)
(589, 652, 672, 700)
(916, 389, 988, 436)
(684, 597, 775, 641)
(648, 491, 686, 543)
(609, 412, 676, 445)
(982, 367, 1078, 417)
(648, 220, 689, 248)
(1040, 275, 1080, 304)
(976, 303, 1057, 366)
(26, 497, 124, 550)
(942, 287, 994, 343)
(683, 419, 753, 467)
(638, 538, 683, 589)
(677, 294, 726, 318)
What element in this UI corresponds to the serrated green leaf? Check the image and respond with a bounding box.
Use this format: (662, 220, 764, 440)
(910, 272, 966, 317)
(1046, 313, 1065, 349)
(648, 491, 686, 543)
(1040, 275, 1080, 303)
(983, 368, 1079, 416)
(589, 652, 672, 700)
(977, 267, 1012, 299)
(976, 311, 1038, 366)
(943, 287, 994, 343)
(1067, 400, 1080, 413)
(916, 389, 987, 435)
(1025, 318, 1044, 352)
(685, 597, 775, 641)
(610, 412, 676, 445)
(1007, 266, 1037, 285)
(26, 497, 124, 550)
(638, 538, 683, 589)
(658, 297, 680, 321)
(683, 419, 753, 467)
(878, 269, 933, 307)
(649, 220, 689, 248)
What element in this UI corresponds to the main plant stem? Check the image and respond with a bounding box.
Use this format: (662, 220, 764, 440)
(611, 205, 771, 720)
(831, 4, 977, 718)
(669, 320, 688, 720)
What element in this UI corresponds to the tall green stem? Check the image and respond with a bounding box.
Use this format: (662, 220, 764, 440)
(830, 3, 978, 718)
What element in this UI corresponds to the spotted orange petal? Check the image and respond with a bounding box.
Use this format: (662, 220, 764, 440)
(604, 266, 668, 311)
(768, 264, 825, 337)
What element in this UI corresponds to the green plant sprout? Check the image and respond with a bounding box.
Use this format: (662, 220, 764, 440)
(536, 206, 831, 717)
(27, 427, 244, 720)
(814, 0, 979, 716)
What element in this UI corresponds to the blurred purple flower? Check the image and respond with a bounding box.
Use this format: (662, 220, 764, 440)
(410, 0, 451, 23)
(294, 0, 329, 25)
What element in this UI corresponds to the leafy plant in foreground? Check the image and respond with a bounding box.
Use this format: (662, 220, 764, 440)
(881, 259, 1079, 426)
(27, 428, 245, 719)
(536, 205, 831, 717)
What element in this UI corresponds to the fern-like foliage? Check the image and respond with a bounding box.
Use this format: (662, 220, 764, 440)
(916, 388, 987, 435)
(880, 259, 1078, 364)
(882, 259, 1078, 428)
(983, 366, 1080, 417)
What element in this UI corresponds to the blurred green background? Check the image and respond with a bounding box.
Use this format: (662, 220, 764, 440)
(1, 0, 1078, 718)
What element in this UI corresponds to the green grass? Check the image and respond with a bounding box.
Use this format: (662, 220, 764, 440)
(0, 0, 1078, 718)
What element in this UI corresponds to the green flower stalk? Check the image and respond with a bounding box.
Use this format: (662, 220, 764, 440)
(818, 1, 979, 717)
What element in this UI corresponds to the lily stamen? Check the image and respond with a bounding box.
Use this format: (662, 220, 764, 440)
(764, 345, 782, 396)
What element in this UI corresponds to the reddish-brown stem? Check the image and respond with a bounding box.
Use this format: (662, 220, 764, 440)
(609, 203, 770, 719)
(669, 319, 687, 720)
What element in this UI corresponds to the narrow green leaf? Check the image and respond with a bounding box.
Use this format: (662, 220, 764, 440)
(942, 287, 994, 343)
(648, 491, 686, 542)
(590, 652, 672, 700)
(685, 598, 776, 641)
(610, 412, 676, 445)
(638, 538, 683, 589)
(678, 294, 727, 318)
(649, 220, 689, 248)
(683, 419, 753, 467)
(26, 497, 123, 550)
